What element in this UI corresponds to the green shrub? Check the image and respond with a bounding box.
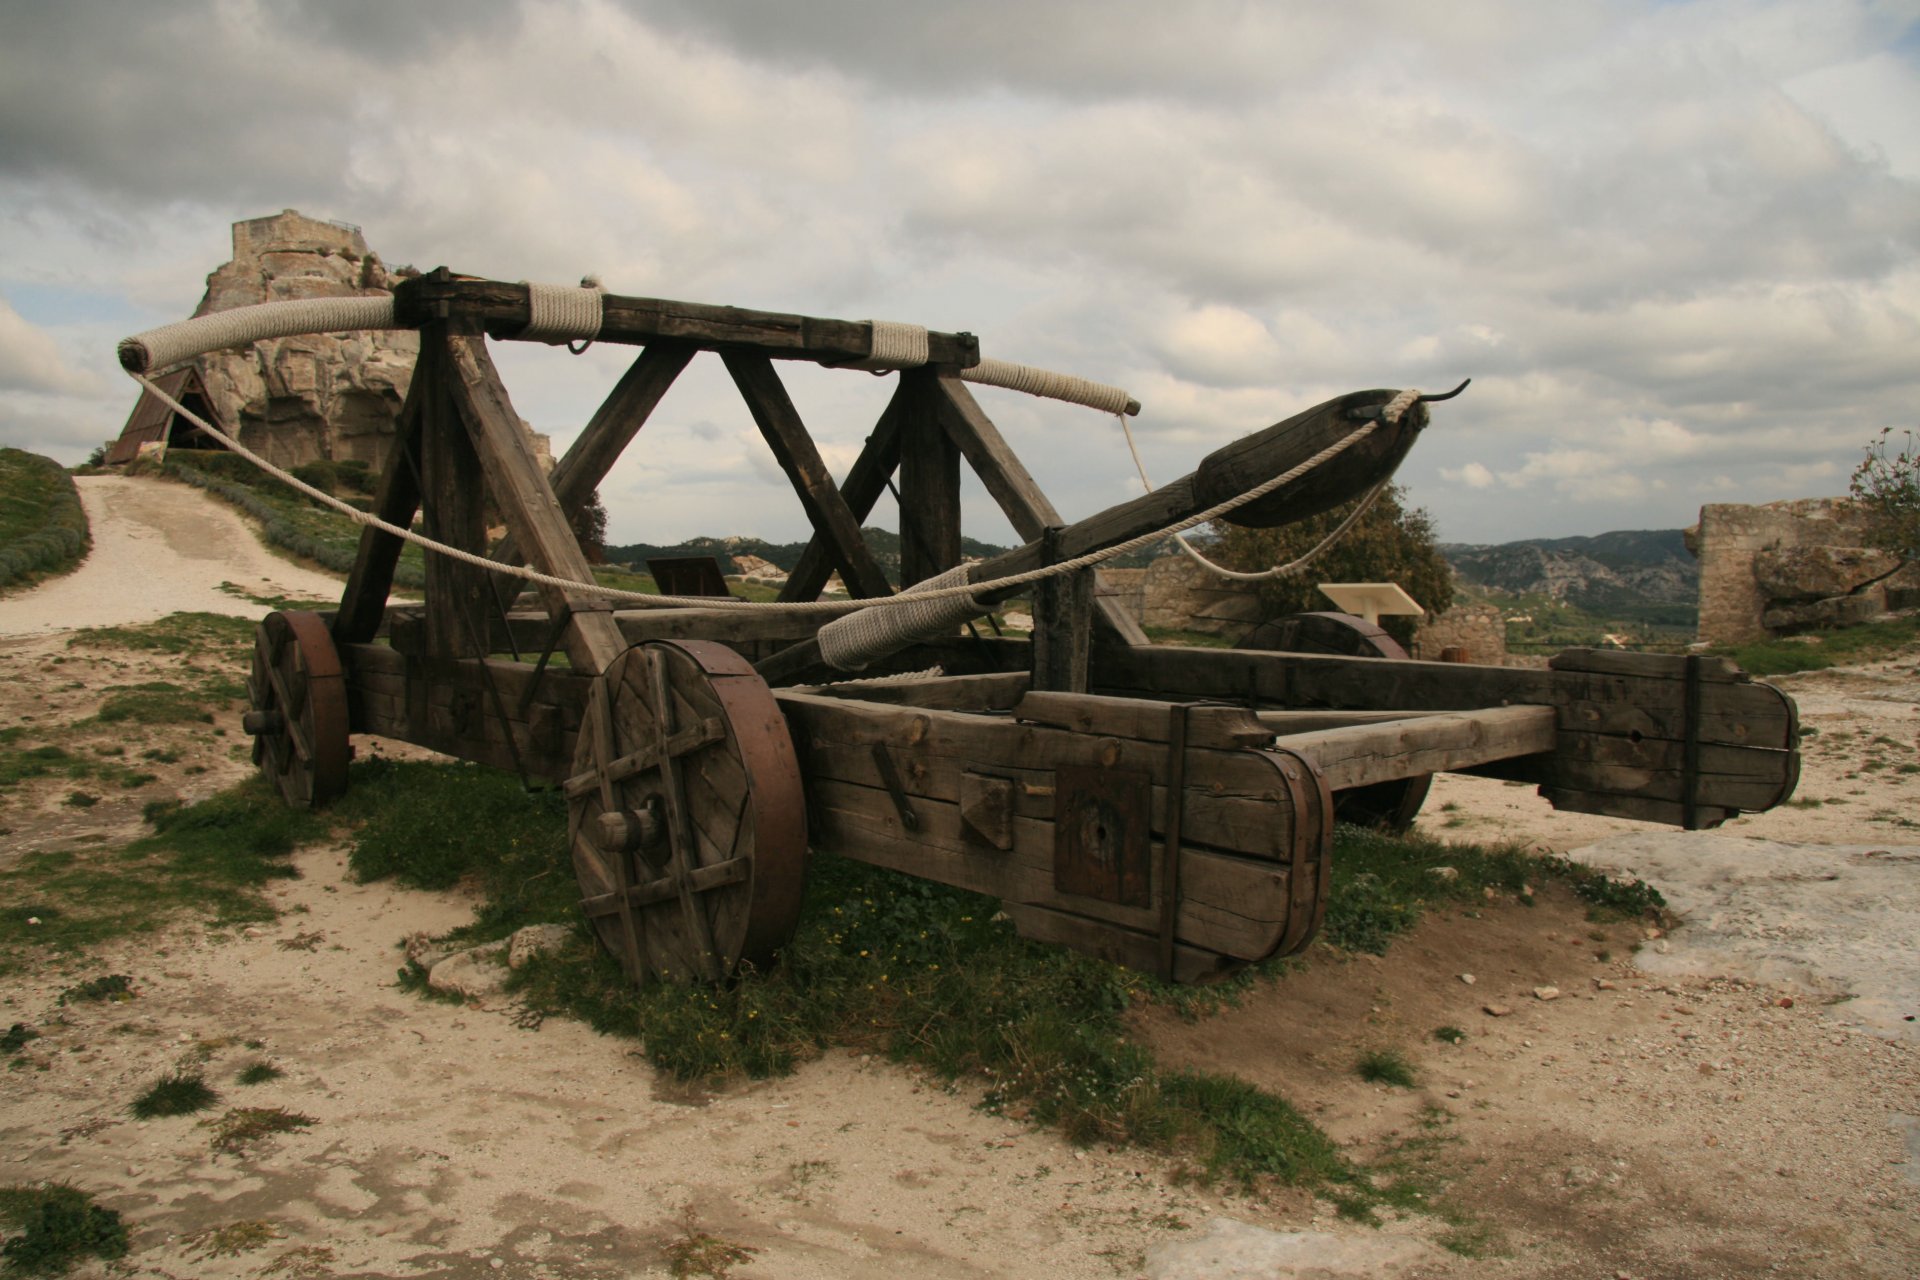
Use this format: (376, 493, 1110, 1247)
(0, 449, 89, 591)
(0, 1183, 129, 1275)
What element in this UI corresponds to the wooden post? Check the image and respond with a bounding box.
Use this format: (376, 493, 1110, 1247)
(1030, 526, 1094, 693)
(333, 338, 436, 644)
(441, 329, 629, 677)
(722, 350, 895, 600)
(419, 325, 492, 661)
(896, 368, 962, 587)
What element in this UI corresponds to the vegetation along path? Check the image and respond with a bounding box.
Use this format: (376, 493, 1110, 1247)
(0, 473, 1915, 1278)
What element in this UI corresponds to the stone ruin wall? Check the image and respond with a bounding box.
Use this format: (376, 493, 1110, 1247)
(191, 209, 548, 472)
(1689, 499, 1917, 646)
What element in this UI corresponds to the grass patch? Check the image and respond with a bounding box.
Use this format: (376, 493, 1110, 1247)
(0, 448, 89, 594)
(67, 612, 257, 657)
(662, 1210, 758, 1279)
(1356, 1048, 1417, 1087)
(236, 1061, 283, 1086)
(94, 681, 215, 726)
(55, 975, 133, 1006)
(1433, 1025, 1467, 1045)
(0, 779, 324, 971)
(181, 1219, 282, 1258)
(1711, 614, 1920, 676)
(202, 1107, 315, 1154)
(0, 1182, 128, 1276)
(0, 1025, 36, 1056)
(130, 1070, 219, 1119)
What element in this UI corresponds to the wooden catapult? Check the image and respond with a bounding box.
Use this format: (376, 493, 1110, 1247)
(120, 272, 1801, 986)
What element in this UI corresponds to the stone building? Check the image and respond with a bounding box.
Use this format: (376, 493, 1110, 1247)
(1688, 498, 1914, 645)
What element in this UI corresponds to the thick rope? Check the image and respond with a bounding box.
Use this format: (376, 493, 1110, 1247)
(118, 297, 397, 373)
(963, 357, 1135, 417)
(851, 320, 929, 370)
(1122, 387, 1421, 582)
(817, 565, 980, 671)
(124, 365, 1384, 619)
(520, 279, 604, 344)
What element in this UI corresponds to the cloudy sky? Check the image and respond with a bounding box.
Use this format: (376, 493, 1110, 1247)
(3, 0, 1917, 548)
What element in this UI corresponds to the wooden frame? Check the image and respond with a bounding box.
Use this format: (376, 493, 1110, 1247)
(243, 271, 1801, 986)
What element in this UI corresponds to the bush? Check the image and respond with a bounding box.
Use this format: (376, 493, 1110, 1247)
(1850, 426, 1919, 568)
(1197, 484, 1454, 645)
(0, 449, 90, 590)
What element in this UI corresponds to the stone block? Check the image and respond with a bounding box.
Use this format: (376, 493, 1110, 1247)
(1762, 593, 1882, 633)
(1754, 545, 1900, 602)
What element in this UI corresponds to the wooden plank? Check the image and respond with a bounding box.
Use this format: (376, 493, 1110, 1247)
(1274, 706, 1558, 792)
(1001, 902, 1247, 985)
(442, 330, 629, 676)
(334, 338, 435, 644)
(1539, 788, 1733, 828)
(723, 349, 895, 600)
(418, 327, 492, 661)
(1030, 540, 1093, 693)
(1548, 648, 1748, 682)
(1254, 709, 1450, 734)
(780, 377, 910, 604)
(897, 368, 963, 588)
(1098, 646, 1797, 749)
(932, 373, 1150, 648)
(806, 778, 1294, 960)
(797, 671, 1032, 712)
(393, 275, 981, 368)
(495, 608, 819, 649)
(1014, 690, 1273, 749)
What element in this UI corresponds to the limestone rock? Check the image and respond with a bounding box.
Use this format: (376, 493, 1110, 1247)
(427, 941, 510, 1001)
(508, 924, 575, 970)
(1753, 545, 1900, 603)
(188, 209, 547, 474)
(1144, 1219, 1436, 1279)
(1761, 593, 1883, 633)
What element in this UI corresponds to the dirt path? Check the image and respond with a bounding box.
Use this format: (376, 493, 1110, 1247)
(2, 477, 1917, 1277)
(0, 476, 342, 636)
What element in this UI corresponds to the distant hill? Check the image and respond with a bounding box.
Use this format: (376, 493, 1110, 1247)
(605, 527, 1012, 587)
(1440, 529, 1697, 625)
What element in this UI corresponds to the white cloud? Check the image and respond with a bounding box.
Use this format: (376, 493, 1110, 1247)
(1442, 462, 1497, 489)
(0, 298, 101, 396)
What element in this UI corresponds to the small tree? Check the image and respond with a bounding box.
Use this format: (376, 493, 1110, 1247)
(1849, 427, 1920, 567)
(1197, 483, 1454, 645)
(571, 490, 610, 565)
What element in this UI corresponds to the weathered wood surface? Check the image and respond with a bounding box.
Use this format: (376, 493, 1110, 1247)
(799, 670, 1033, 712)
(1273, 706, 1557, 792)
(393, 274, 981, 368)
(778, 690, 1324, 962)
(897, 368, 963, 588)
(420, 328, 492, 662)
(444, 330, 629, 677)
(724, 350, 896, 601)
(343, 643, 588, 779)
(1096, 645, 1798, 821)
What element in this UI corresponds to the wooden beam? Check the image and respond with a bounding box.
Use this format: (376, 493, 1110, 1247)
(418, 327, 492, 661)
(1275, 705, 1557, 791)
(394, 275, 980, 368)
(897, 368, 962, 587)
(780, 377, 910, 602)
(442, 330, 629, 676)
(333, 337, 435, 644)
(932, 373, 1150, 648)
(723, 349, 895, 600)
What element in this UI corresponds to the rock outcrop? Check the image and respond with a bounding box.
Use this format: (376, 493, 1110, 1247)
(1690, 498, 1912, 644)
(190, 209, 549, 472)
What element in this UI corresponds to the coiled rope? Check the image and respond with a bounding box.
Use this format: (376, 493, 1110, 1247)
(122, 364, 1387, 618)
(1116, 388, 1419, 582)
(855, 319, 1138, 416)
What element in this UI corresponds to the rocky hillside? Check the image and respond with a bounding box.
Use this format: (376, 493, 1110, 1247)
(605, 528, 1012, 587)
(1441, 528, 1697, 616)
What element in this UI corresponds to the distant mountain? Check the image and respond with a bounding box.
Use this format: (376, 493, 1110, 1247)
(604, 527, 1012, 586)
(1440, 529, 1697, 620)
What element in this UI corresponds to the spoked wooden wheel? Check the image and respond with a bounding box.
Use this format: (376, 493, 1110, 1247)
(1238, 611, 1433, 833)
(244, 610, 350, 809)
(566, 640, 807, 986)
